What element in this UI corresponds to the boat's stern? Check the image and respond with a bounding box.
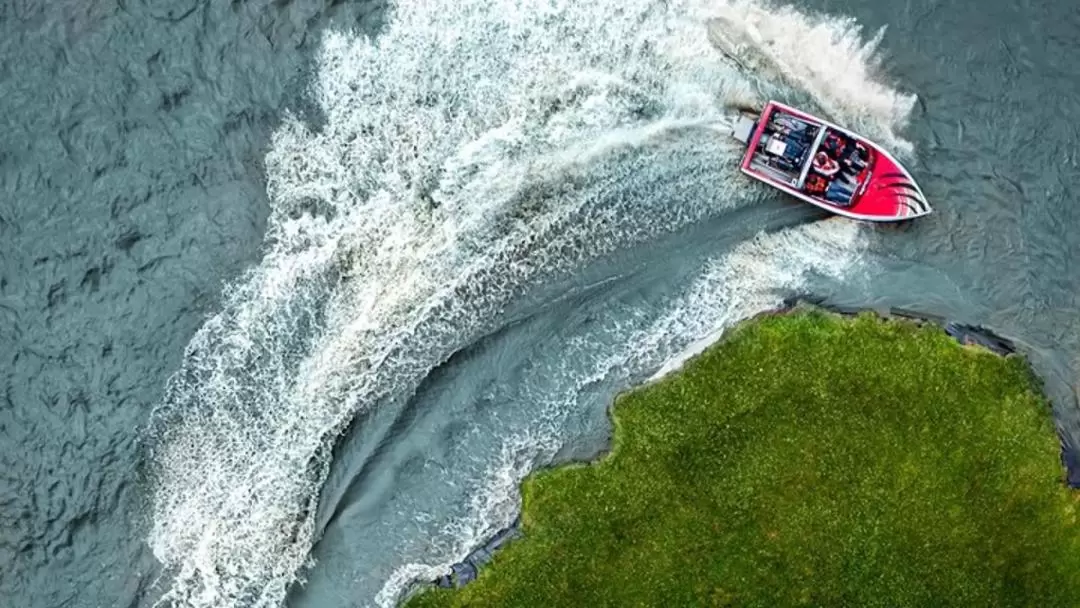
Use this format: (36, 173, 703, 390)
(731, 115, 757, 144)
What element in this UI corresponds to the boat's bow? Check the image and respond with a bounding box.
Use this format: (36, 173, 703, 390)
(857, 152, 932, 219)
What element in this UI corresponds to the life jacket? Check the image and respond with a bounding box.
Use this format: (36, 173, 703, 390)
(805, 174, 827, 194)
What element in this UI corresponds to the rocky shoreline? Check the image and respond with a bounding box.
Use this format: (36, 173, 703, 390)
(433, 521, 521, 589)
(779, 297, 1016, 354)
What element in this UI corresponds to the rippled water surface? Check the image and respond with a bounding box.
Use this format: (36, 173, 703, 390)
(1, 0, 1077, 607)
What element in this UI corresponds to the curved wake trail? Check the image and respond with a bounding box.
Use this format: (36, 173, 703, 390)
(374, 219, 868, 607)
(144, 1, 916, 607)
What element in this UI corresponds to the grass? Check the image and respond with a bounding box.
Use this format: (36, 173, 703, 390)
(404, 310, 1080, 608)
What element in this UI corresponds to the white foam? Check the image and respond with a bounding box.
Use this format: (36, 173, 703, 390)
(148, 1, 756, 606)
(376, 219, 867, 607)
(705, 0, 918, 155)
(146, 0, 911, 607)
(645, 218, 866, 380)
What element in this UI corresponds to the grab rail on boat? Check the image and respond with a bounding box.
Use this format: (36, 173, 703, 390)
(795, 127, 829, 190)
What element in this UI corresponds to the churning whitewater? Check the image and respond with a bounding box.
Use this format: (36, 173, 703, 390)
(144, 0, 917, 607)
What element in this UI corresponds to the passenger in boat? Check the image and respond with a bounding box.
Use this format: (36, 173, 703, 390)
(836, 142, 869, 181)
(804, 173, 828, 196)
(824, 176, 857, 206)
(821, 133, 840, 158)
(822, 132, 854, 161)
(843, 153, 866, 173)
(811, 151, 840, 177)
(847, 143, 870, 172)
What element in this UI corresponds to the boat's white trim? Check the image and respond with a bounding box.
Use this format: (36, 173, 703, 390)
(795, 127, 829, 190)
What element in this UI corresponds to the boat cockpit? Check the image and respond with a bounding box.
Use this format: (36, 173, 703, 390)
(747, 108, 873, 207)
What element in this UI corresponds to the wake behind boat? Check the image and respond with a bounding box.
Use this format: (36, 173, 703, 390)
(731, 101, 932, 222)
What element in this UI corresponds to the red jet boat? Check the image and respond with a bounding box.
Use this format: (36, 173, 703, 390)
(731, 100, 931, 222)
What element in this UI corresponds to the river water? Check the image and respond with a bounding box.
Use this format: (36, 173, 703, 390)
(1, 0, 1077, 607)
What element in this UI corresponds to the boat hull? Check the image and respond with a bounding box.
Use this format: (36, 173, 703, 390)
(736, 101, 931, 222)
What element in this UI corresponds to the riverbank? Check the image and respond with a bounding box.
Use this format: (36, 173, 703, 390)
(403, 306, 1080, 607)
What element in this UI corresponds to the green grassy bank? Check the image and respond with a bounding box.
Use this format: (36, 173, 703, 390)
(405, 310, 1080, 607)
